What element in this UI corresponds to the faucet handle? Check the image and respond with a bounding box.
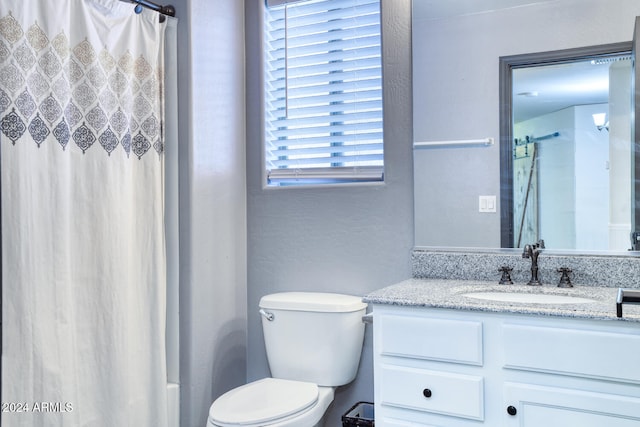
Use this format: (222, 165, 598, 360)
(537, 239, 545, 249)
(557, 267, 573, 288)
(498, 266, 514, 285)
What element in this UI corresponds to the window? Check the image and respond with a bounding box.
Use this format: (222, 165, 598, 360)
(263, 0, 383, 186)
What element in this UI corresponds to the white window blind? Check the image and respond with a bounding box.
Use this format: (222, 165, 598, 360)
(264, 0, 383, 186)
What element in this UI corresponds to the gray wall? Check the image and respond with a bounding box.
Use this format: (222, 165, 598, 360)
(175, 1, 640, 426)
(245, 0, 414, 425)
(413, 0, 640, 248)
(176, 1, 248, 426)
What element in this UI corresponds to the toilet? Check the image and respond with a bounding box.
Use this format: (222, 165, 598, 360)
(206, 292, 368, 427)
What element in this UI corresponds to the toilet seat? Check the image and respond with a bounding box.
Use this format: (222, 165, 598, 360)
(208, 378, 319, 426)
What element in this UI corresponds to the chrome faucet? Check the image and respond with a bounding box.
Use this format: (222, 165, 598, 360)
(522, 239, 545, 286)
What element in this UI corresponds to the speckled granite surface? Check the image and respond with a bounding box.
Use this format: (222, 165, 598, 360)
(363, 278, 640, 322)
(411, 249, 640, 288)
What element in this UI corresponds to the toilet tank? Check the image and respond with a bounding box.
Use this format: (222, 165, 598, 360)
(259, 292, 368, 387)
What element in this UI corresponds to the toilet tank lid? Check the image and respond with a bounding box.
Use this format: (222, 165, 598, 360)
(259, 292, 367, 313)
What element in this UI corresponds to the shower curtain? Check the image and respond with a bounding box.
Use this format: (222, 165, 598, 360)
(1, 1, 169, 426)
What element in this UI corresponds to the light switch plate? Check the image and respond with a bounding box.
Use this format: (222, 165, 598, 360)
(479, 195, 496, 213)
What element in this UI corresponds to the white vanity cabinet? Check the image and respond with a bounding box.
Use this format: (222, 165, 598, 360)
(372, 304, 640, 427)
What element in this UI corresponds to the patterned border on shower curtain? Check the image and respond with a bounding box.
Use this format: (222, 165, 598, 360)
(0, 11, 164, 160)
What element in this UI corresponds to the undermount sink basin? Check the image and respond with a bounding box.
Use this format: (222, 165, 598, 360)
(462, 291, 596, 305)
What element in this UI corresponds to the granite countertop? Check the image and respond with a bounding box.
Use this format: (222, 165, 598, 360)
(364, 278, 640, 322)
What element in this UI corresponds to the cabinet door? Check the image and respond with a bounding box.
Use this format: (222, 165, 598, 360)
(504, 383, 640, 426)
(379, 418, 440, 427)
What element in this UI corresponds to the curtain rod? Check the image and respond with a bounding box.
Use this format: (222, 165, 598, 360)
(119, 0, 176, 20)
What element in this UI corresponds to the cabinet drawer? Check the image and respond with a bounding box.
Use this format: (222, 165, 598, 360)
(379, 315, 483, 365)
(379, 365, 484, 420)
(503, 323, 640, 384)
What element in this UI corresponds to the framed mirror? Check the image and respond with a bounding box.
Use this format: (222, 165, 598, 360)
(499, 42, 635, 251)
(412, 0, 640, 254)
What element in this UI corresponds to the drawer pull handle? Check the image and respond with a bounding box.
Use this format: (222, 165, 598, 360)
(422, 388, 432, 398)
(507, 405, 517, 416)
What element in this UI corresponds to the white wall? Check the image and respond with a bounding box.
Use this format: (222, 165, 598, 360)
(245, 1, 414, 425)
(574, 104, 610, 250)
(413, 0, 640, 248)
(175, 1, 248, 426)
(609, 59, 633, 250)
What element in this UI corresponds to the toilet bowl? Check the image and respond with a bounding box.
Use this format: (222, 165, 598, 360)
(205, 292, 367, 427)
(207, 378, 335, 427)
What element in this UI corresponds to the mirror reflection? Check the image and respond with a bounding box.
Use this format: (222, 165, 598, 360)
(412, 0, 640, 253)
(509, 54, 633, 251)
